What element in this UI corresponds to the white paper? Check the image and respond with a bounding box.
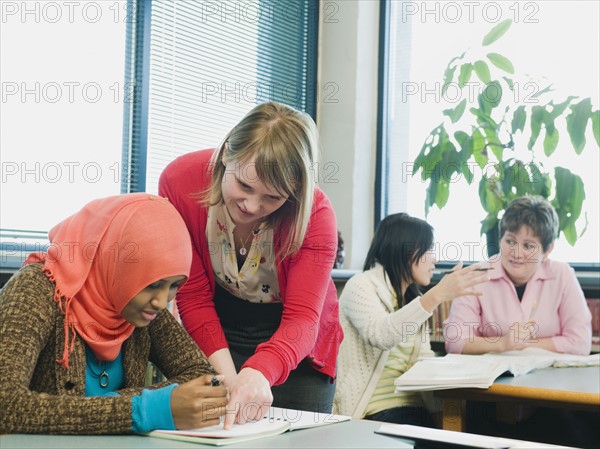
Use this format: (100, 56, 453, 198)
(394, 349, 588, 392)
(149, 407, 351, 442)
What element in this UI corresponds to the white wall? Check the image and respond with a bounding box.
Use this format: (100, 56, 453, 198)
(317, 1, 380, 269)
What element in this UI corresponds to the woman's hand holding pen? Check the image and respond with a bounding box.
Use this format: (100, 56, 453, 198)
(420, 262, 490, 312)
(171, 374, 227, 430)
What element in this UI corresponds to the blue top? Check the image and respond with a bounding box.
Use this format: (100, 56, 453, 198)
(84, 345, 177, 432)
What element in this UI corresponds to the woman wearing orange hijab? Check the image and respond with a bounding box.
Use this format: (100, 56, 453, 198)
(0, 193, 227, 434)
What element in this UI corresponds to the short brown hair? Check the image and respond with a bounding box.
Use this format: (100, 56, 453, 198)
(499, 195, 559, 252)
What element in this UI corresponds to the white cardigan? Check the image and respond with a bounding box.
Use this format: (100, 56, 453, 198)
(333, 264, 434, 418)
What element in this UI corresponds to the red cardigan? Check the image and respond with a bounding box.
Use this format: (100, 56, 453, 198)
(159, 149, 343, 385)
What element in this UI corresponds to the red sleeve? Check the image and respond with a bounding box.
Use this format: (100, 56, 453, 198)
(158, 149, 228, 357)
(242, 189, 339, 385)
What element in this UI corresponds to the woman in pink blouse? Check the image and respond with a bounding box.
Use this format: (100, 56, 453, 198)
(159, 102, 342, 429)
(444, 195, 592, 355)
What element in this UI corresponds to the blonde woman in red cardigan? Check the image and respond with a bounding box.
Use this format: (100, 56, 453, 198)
(159, 102, 342, 429)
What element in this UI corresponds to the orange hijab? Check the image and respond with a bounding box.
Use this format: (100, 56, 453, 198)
(25, 193, 192, 368)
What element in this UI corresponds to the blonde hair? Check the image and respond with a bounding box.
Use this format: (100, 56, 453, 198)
(204, 102, 319, 258)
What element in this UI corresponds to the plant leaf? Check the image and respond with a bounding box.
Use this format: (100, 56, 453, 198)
(472, 128, 487, 168)
(562, 222, 577, 246)
(511, 105, 526, 133)
(473, 60, 491, 85)
(547, 96, 576, 119)
(442, 66, 457, 97)
(484, 127, 504, 161)
(543, 124, 559, 157)
(591, 109, 600, 147)
(413, 126, 442, 177)
(447, 51, 467, 68)
(566, 98, 592, 154)
(480, 213, 499, 235)
(555, 167, 585, 221)
(458, 63, 473, 88)
(419, 128, 460, 213)
(443, 99, 467, 124)
(435, 178, 451, 209)
(482, 19, 512, 46)
(481, 81, 502, 109)
(471, 107, 497, 129)
(487, 53, 515, 74)
(503, 76, 514, 91)
(454, 130, 469, 147)
(478, 174, 504, 217)
(531, 84, 554, 99)
(528, 106, 546, 150)
(552, 166, 585, 245)
(501, 159, 532, 199)
(455, 131, 474, 183)
(413, 141, 443, 180)
(528, 162, 552, 198)
(425, 177, 438, 216)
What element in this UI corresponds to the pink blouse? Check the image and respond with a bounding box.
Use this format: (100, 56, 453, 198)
(444, 258, 592, 355)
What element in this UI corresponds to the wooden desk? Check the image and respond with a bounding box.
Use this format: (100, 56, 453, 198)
(435, 366, 600, 432)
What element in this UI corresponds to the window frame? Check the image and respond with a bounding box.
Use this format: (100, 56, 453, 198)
(375, 0, 599, 271)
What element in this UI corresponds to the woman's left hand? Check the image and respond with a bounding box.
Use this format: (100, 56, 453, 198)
(420, 262, 490, 311)
(223, 367, 273, 430)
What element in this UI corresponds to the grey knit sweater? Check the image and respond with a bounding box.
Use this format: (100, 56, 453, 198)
(0, 263, 216, 434)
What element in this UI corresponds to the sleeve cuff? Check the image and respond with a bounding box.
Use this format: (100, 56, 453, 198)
(131, 383, 178, 433)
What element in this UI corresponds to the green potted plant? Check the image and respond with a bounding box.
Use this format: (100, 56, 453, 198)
(412, 19, 599, 255)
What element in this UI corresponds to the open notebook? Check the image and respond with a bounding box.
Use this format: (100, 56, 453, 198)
(147, 407, 351, 446)
(394, 348, 600, 391)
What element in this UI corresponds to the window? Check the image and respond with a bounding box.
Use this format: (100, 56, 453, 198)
(1, 0, 318, 268)
(123, 0, 318, 194)
(379, 1, 599, 265)
(1, 1, 127, 233)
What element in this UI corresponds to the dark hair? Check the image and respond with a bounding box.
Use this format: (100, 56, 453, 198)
(363, 213, 434, 305)
(500, 195, 559, 252)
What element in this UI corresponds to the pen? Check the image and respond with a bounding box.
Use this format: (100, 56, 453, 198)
(441, 267, 493, 275)
(211, 376, 221, 387)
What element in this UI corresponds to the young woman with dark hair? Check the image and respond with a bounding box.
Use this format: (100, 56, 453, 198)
(334, 213, 488, 425)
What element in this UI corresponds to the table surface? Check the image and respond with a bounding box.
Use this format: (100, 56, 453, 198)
(436, 366, 600, 405)
(493, 365, 600, 393)
(0, 419, 414, 449)
(435, 365, 600, 433)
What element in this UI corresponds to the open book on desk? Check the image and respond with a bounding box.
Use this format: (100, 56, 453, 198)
(394, 348, 599, 392)
(147, 407, 351, 446)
